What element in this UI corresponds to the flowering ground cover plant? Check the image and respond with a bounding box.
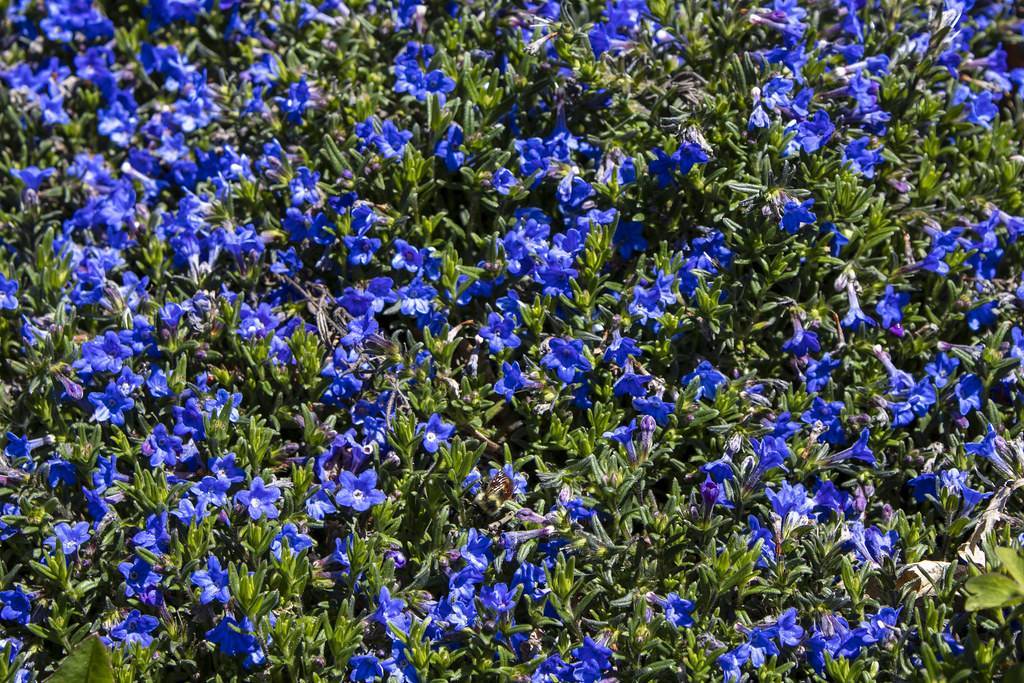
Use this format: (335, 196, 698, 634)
(3, 0, 1024, 680)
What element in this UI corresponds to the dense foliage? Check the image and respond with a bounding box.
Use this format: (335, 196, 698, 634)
(2, 0, 1024, 680)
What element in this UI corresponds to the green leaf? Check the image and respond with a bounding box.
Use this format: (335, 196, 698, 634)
(47, 636, 114, 683)
(995, 547, 1024, 587)
(964, 573, 1024, 611)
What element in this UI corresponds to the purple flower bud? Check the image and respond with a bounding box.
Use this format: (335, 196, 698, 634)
(700, 477, 721, 509)
(638, 415, 656, 459)
(385, 549, 406, 569)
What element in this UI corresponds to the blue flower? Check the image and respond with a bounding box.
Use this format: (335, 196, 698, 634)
(648, 142, 709, 187)
(479, 583, 519, 614)
(632, 396, 675, 426)
(491, 167, 518, 195)
(356, 117, 413, 160)
(966, 301, 999, 331)
(289, 166, 320, 206)
(109, 610, 159, 648)
(237, 302, 280, 340)
(46, 457, 78, 488)
(119, 557, 162, 599)
(393, 42, 456, 104)
(275, 77, 311, 123)
(966, 423, 1015, 479)
(681, 360, 727, 401)
(572, 636, 613, 679)
(305, 489, 337, 520)
(4, 432, 52, 461)
(842, 137, 884, 178)
(844, 521, 899, 566)
(751, 436, 790, 479)
(349, 655, 385, 682)
(191, 555, 230, 605)
(827, 428, 876, 467)
(924, 352, 959, 388)
(460, 529, 493, 570)
(841, 282, 877, 331)
(234, 477, 281, 520)
(45, 521, 90, 556)
(876, 285, 909, 335)
(774, 607, 805, 646)
(889, 378, 936, 428)
(343, 235, 382, 266)
(9, 165, 56, 190)
(0, 274, 18, 310)
(766, 481, 815, 522)
(801, 397, 847, 445)
(479, 312, 521, 354)
(0, 502, 21, 541)
(782, 324, 819, 357)
(541, 337, 592, 384)
(390, 239, 423, 273)
(434, 124, 466, 171)
(790, 110, 834, 154)
(805, 353, 840, 392)
(603, 333, 642, 366)
(271, 523, 315, 560)
(0, 588, 32, 624)
(603, 420, 637, 460)
(417, 413, 455, 454)
(494, 361, 535, 401)
(955, 373, 983, 415)
(648, 592, 695, 628)
(555, 173, 594, 213)
(613, 371, 651, 398)
(143, 424, 183, 468)
(336, 469, 386, 512)
(780, 198, 816, 233)
(205, 615, 265, 669)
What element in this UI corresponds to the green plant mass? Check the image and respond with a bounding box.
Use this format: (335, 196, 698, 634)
(1, 0, 1024, 681)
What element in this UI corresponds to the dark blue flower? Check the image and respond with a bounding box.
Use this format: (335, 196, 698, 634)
(0, 588, 32, 624)
(119, 557, 162, 599)
(109, 610, 159, 648)
(603, 333, 641, 366)
(876, 285, 909, 335)
(780, 198, 816, 233)
(782, 324, 819, 357)
(205, 615, 265, 669)
(276, 77, 311, 123)
(681, 360, 727, 401)
(541, 337, 592, 384)
(805, 353, 840, 392)
(434, 124, 466, 171)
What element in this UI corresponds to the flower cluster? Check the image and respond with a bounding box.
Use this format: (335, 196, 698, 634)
(1, 0, 1024, 681)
